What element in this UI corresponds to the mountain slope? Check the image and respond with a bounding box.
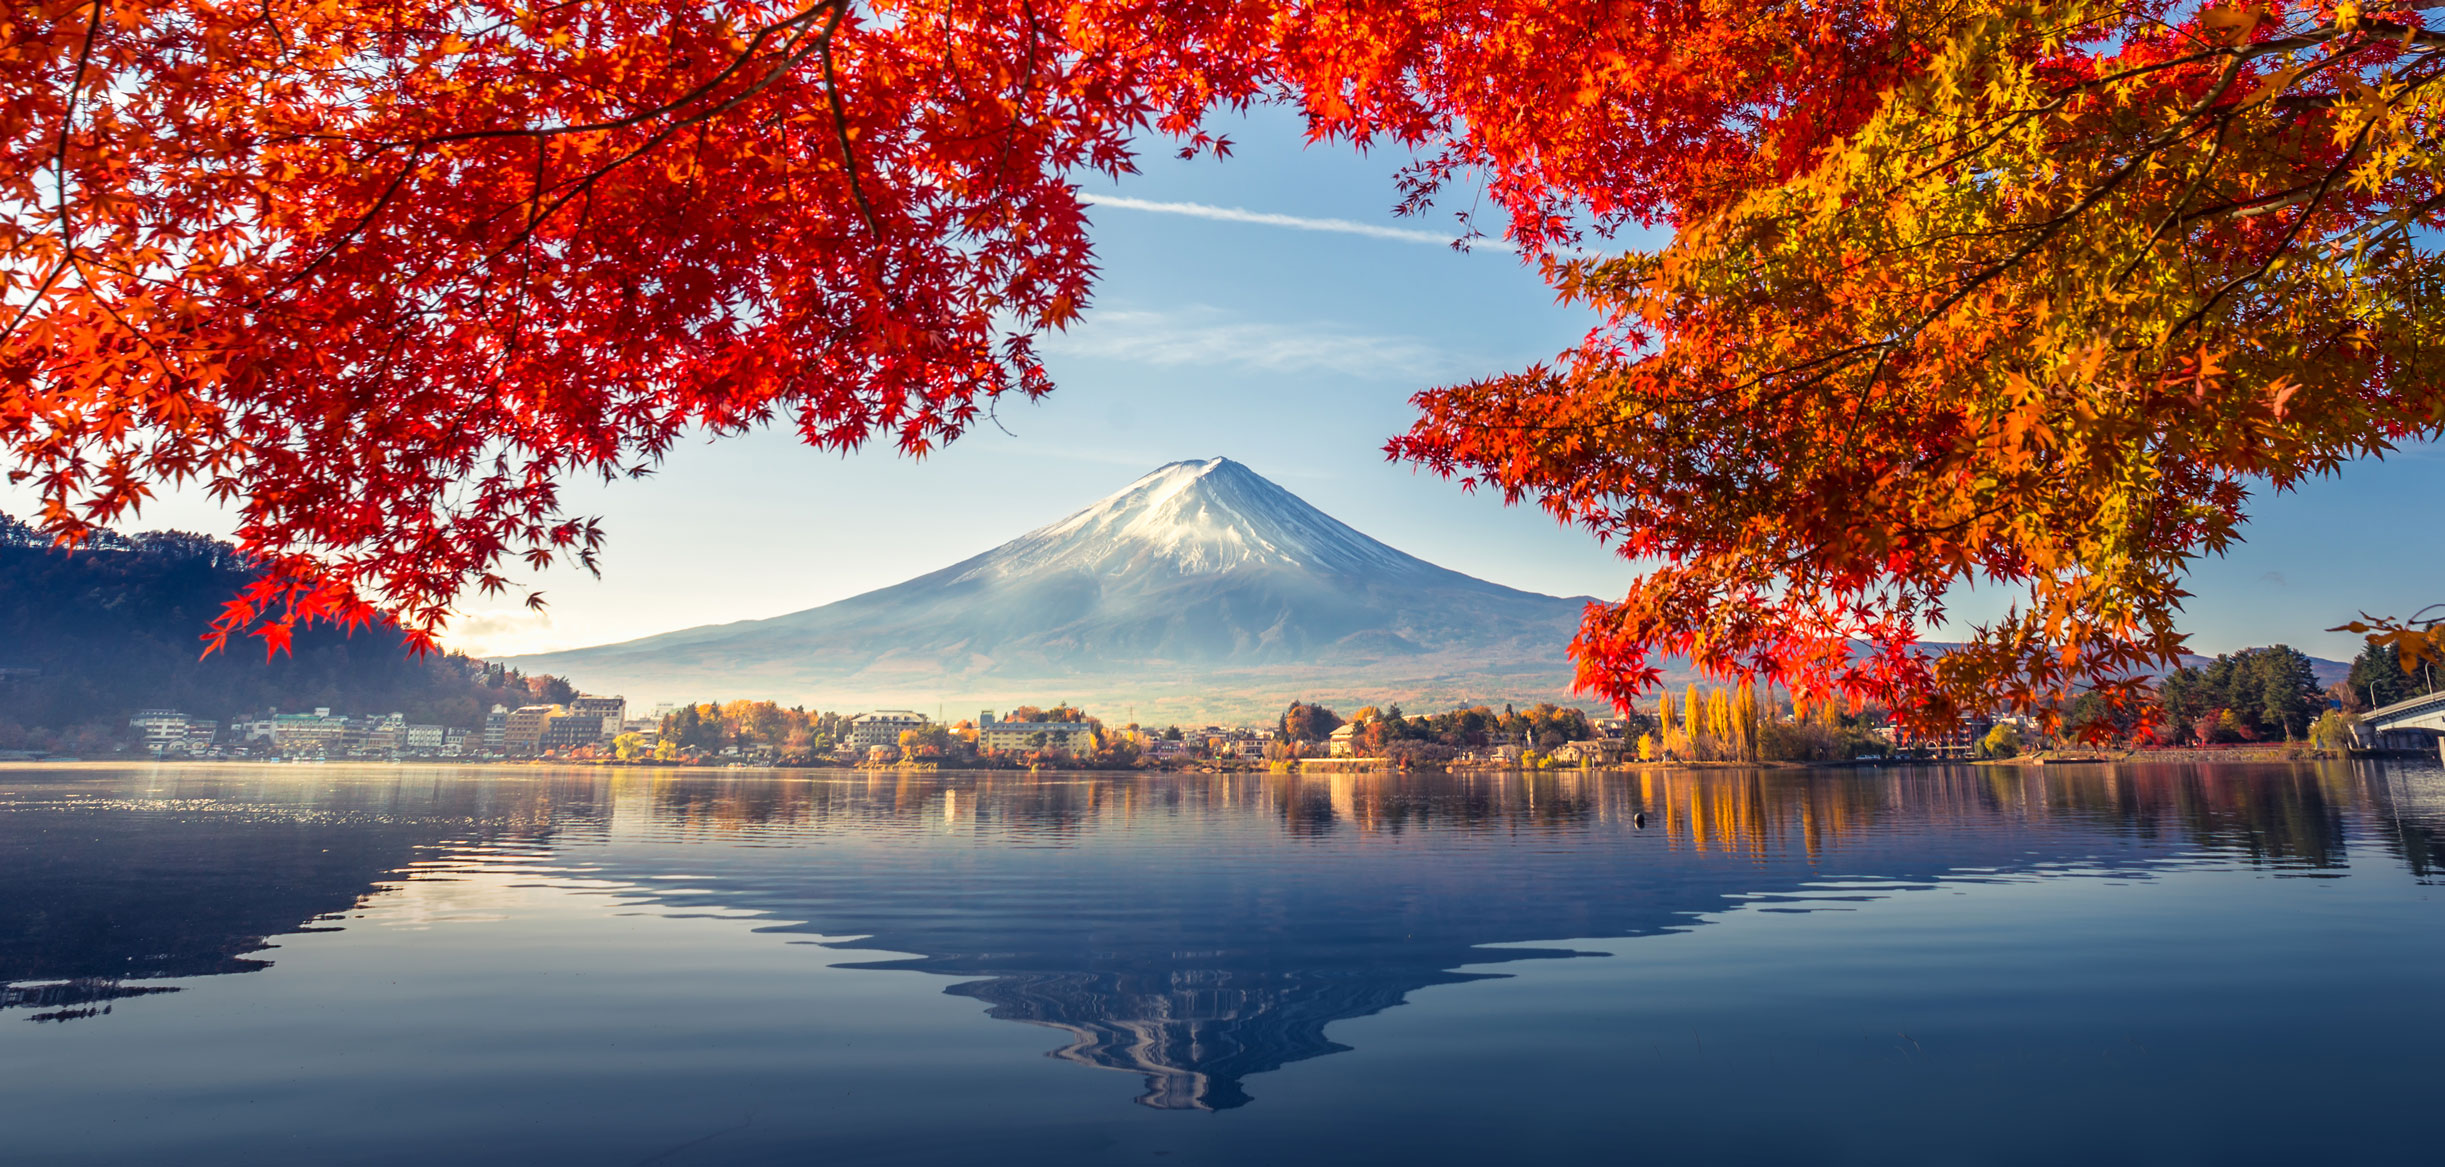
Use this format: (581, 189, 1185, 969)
(510, 459, 1601, 719)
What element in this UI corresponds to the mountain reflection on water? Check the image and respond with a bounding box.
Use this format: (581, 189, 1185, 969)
(3, 762, 2442, 1110)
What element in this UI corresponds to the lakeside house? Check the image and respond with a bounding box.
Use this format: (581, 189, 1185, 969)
(977, 712, 1093, 754)
(849, 710, 930, 750)
(128, 709, 219, 756)
(1548, 739, 1626, 766)
(568, 695, 628, 744)
(501, 705, 560, 755)
(498, 699, 628, 756)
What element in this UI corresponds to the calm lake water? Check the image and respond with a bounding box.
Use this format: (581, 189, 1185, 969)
(3, 762, 2442, 1165)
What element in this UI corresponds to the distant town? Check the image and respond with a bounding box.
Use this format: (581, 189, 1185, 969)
(80, 689, 2171, 770)
(112, 694, 1666, 769)
(93, 639, 2445, 771)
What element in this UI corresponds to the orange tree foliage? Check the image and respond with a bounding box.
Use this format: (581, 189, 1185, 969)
(9, 1, 2441, 724)
(1390, 1, 2445, 729)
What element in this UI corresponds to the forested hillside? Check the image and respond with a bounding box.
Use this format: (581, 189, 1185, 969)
(0, 515, 566, 752)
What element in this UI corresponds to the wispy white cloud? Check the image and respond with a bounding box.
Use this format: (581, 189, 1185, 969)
(1082, 194, 1513, 252)
(1041, 306, 1478, 381)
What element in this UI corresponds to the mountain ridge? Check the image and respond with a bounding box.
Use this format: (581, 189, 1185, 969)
(509, 458, 1602, 719)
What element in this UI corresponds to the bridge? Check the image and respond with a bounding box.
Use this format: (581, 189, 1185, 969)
(2355, 689, 2445, 760)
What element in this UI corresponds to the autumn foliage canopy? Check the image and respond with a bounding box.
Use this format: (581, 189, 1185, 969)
(6, 0, 2442, 725)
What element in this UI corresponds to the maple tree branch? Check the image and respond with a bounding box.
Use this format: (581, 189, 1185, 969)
(60, 251, 182, 424)
(2176, 182, 2319, 223)
(9, 0, 114, 354)
(270, 2, 854, 300)
(2113, 113, 2236, 287)
(816, 1, 881, 237)
(2, 3, 112, 351)
(479, 117, 699, 266)
(260, 144, 427, 300)
(994, 0, 1045, 183)
(275, 0, 852, 150)
(2163, 96, 2388, 341)
(1859, 100, 2229, 265)
(52, 0, 103, 243)
(0, 255, 73, 352)
(254, 0, 289, 55)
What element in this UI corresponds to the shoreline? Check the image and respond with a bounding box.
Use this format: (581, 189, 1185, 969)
(6, 748, 2428, 778)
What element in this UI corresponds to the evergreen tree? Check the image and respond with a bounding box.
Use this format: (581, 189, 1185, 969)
(2245, 647, 2321, 740)
(2159, 646, 2325, 741)
(2348, 643, 2426, 709)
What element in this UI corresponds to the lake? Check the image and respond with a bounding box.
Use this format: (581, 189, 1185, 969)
(3, 761, 2441, 1165)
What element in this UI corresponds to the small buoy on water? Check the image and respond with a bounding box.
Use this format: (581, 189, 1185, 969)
(1633, 811, 1647, 828)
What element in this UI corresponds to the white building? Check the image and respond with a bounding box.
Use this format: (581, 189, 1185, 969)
(128, 709, 190, 753)
(849, 711, 930, 750)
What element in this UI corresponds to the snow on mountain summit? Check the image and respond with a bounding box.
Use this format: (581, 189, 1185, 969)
(963, 457, 1428, 582)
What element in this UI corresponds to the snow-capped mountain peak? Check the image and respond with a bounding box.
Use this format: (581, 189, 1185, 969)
(961, 457, 1427, 582)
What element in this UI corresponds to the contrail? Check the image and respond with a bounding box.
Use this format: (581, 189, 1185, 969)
(1081, 193, 1515, 251)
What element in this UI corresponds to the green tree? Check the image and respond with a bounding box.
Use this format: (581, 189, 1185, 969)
(2240, 647, 2321, 741)
(660, 704, 717, 751)
(2160, 646, 2323, 741)
(2348, 644, 2420, 710)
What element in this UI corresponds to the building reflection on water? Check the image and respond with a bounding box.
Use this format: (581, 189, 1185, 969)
(2, 761, 2441, 1108)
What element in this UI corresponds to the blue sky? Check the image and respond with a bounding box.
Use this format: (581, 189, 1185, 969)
(17, 106, 2440, 664)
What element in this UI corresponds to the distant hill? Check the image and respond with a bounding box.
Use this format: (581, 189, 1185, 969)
(511, 458, 1610, 721)
(0, 516, 564, 751)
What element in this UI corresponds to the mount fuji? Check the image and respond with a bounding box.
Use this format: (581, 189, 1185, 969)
(506, 458, 1609, 720)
